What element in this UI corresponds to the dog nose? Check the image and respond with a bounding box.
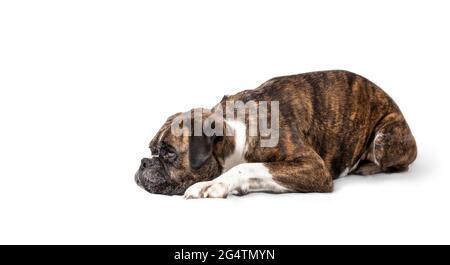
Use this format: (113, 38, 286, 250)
(140, 158, 151, 171)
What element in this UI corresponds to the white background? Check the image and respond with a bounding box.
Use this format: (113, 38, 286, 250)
(1, 0, 449, 244)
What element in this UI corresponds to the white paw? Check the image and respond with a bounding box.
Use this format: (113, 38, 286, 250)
(183, 181, 229, 199)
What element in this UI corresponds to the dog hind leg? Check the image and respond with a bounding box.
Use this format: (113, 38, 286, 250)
(353, 112, 417, 176)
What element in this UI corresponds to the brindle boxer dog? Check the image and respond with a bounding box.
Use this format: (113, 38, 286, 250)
(135, 70, 417, 198)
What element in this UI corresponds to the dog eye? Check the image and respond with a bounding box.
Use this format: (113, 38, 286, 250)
(162, 150, 177, 161)
(165, 151, 176, 158)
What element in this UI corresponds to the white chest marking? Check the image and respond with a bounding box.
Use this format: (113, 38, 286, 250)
(222, 120, 247, 172)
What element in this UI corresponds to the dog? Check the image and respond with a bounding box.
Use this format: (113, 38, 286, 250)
(135, 70, 417, 199)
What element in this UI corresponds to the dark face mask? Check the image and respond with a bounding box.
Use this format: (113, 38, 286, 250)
(135, 157, 186, 195)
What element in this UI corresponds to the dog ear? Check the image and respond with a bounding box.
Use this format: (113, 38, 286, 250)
(188, 110, 223, 170)
(189, 134, 214, 170)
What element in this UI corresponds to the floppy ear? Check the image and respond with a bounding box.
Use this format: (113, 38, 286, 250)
(188, 111, 223, 170)
(189, 134, 214, 170)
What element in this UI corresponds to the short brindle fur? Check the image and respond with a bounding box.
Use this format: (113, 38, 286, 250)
(135, 70, 417, 198)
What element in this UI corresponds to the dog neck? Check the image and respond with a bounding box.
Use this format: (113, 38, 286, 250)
(214, 119, 248, 173)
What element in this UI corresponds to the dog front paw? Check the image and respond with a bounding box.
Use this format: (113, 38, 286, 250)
(183, 181, 229, 199)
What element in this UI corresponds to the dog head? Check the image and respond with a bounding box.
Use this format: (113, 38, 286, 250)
(135, 109, 227, 195)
